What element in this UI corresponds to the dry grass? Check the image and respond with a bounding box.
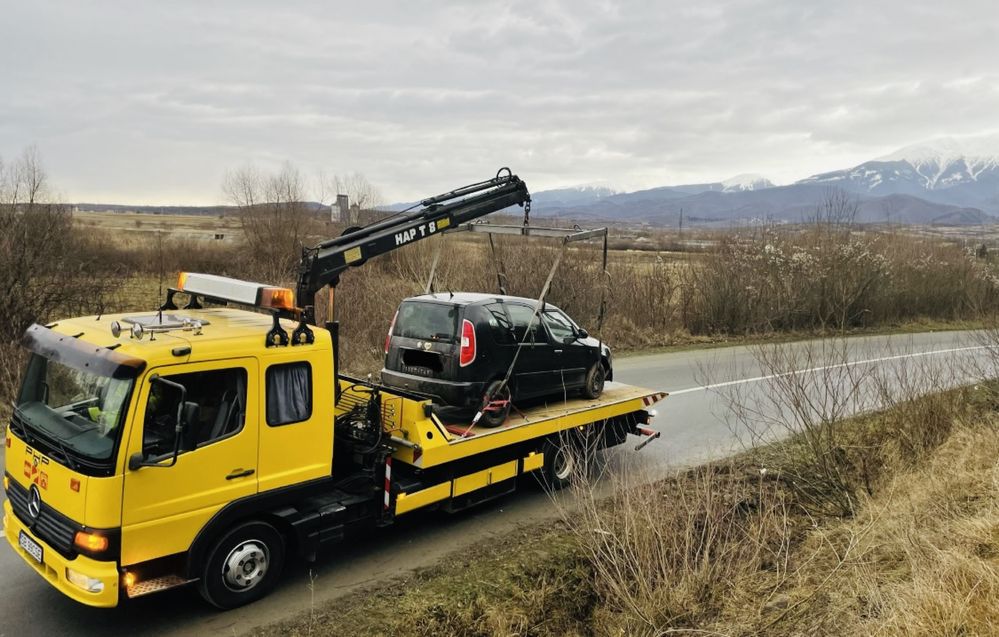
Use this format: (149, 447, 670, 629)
(256, 382, 999, 637)
(774, 421, 999, 636)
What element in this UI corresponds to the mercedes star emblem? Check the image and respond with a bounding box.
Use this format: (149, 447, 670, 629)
(27, 484, 42, 520)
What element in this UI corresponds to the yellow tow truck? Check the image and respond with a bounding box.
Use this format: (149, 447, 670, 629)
(2, 171, 665, 609)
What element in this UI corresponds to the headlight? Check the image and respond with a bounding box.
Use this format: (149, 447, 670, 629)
(66, 568, 105, 593)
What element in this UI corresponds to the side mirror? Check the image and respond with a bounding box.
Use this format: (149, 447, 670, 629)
(576, 328, 589, 339)
(129, 377, 189, 471)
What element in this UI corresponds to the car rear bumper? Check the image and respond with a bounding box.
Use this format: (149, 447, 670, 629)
(381, 369, 487, 408)
(3, 499, 120, 608)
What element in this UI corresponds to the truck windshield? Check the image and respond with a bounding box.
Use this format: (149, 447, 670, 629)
(395, 302, 458, 342)
(14, 353, 134, 467)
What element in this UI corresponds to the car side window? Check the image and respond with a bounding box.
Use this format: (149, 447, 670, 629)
(484, 303, 516, 345)
(543, 310, 576, 342)
(266, 362, 312, 426)
(142, 368, 247, 458)
(506, 304, 547, 344)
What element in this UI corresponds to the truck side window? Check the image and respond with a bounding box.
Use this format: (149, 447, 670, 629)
(143, 368, 247, 458)
(266, 362, 312, 426)
(506, 304, 546, 344)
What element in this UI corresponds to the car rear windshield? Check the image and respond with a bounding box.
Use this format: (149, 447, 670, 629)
(394, 301, 459, 342)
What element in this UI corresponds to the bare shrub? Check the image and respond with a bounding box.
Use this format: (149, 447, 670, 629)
(719, 338, 968, 518)
(555, 457, 794, 636)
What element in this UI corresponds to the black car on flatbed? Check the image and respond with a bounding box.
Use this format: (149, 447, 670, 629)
(381, 293, 612, 427)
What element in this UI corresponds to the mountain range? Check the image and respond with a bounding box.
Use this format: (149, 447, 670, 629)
(529, 135, 999, 226)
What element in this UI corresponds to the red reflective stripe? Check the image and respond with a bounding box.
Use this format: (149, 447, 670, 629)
(383, 457, 392, 510)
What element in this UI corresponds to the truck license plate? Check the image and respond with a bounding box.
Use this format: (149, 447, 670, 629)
(18, 531, 43, 564)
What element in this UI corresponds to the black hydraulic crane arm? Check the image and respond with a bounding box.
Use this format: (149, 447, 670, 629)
(296, 168, 531, 322)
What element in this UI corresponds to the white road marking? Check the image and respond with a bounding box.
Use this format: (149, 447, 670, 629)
(668, 345, 990, 396)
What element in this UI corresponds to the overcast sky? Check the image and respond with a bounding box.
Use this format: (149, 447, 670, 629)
(2, 0, 998, 204)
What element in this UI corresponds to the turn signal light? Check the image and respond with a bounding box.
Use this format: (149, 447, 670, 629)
(123, 571, 137, 588)
(74, 531, 109, 554)
(70, 478, 81, 492)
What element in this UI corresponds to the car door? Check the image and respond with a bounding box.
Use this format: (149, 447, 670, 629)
(542, 309, 588, 388)
(504, 303, 555, 398)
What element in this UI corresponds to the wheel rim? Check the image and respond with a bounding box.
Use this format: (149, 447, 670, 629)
(590, 367, 605, 394)
(553, 447, 575, 481)
(222, 540, 270, 592)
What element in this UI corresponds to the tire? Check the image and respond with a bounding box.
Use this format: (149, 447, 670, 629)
(581, 362, 606, 399)
(477, 380, 512, 428)
(197, 520, 286, 610)
(539, 438, 576, 490)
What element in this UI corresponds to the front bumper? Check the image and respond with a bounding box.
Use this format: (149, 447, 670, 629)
(381, 369, 487, 409)
(3, 500, 120, 608)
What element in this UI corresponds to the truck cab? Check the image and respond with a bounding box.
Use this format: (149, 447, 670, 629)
(4, 296, 336, 608)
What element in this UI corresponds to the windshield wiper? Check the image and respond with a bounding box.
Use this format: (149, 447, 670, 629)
(13, 406, 80, 471)
(49, 435, 79, 471)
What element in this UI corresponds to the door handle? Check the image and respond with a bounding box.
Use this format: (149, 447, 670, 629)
(554, 349, 563, 354)
(225, 468, 255, 480)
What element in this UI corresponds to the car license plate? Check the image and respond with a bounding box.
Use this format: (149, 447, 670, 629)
(18, 531, 43, 565)
(402, 365, 434, 378)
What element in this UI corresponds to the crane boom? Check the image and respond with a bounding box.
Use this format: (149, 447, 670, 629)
(296, 169, 530, 321)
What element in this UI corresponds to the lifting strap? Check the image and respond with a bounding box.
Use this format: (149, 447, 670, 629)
(469, 238, 568, 427)
(424, 237, 445, 295)
(488, 234, 509, 295)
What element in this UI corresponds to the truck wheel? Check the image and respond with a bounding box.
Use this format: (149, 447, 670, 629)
(581, 362, 606, 399)
(478, 381, 512, 428)
(539, 438, 576, 490)
(197, 520, 286, 610)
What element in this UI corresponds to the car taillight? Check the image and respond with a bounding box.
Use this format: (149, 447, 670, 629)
(385, 310, 398, 354)
(459, 319, 476, 367)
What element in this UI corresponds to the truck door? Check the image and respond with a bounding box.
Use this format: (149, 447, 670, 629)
(120, 359, 259, 567)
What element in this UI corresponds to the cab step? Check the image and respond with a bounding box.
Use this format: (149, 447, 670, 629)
(125, 574, 194, 598)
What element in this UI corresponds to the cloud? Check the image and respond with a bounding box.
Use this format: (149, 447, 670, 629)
(2, 0, 998, 203)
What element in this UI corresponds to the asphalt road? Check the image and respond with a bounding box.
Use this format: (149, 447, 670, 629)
(0, 329, 988, 636)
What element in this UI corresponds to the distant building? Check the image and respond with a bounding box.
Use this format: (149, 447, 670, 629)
(332, 194, 349, 222)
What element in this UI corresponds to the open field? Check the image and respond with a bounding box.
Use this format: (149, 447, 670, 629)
(73, 209, 244, 242)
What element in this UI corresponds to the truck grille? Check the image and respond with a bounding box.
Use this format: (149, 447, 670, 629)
(5, 477, 80, 557)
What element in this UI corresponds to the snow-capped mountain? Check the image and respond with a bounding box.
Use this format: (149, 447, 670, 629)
(529, 184, 619, 208)
(797, 134, 999, 212)
(721, 173, 775, 192)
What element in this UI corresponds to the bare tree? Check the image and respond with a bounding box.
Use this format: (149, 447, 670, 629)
(809, 187, 859, 229)
(0, 147, 122, 415)
(223, 162, 319, 283)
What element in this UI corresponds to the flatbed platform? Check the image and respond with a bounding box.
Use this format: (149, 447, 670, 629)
(338, 379, 666, 469)
(441, 383, 665, 439)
